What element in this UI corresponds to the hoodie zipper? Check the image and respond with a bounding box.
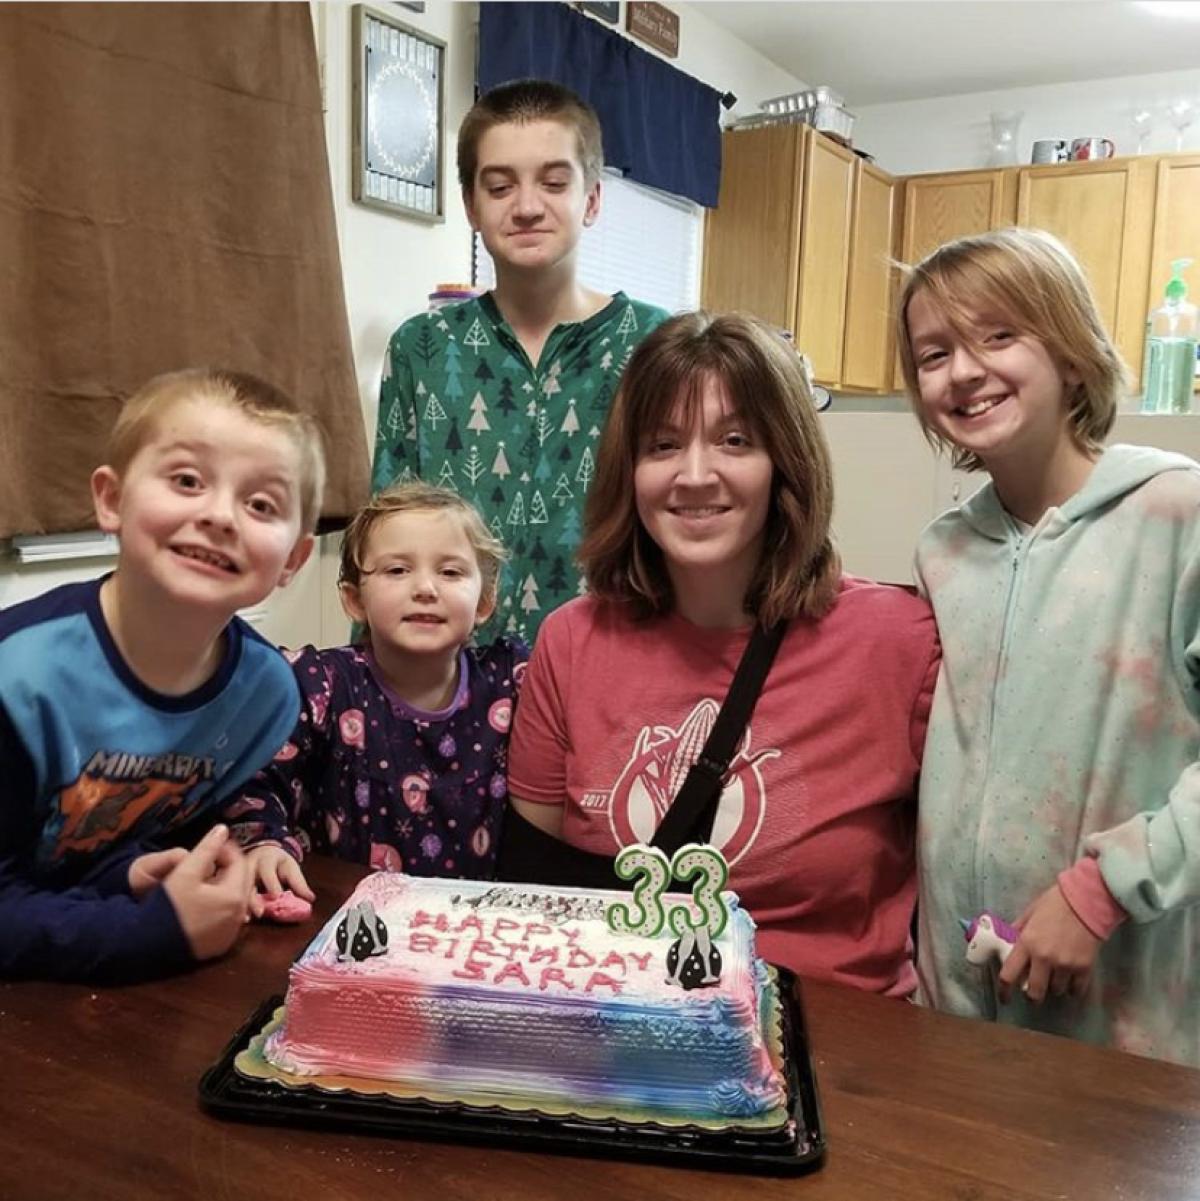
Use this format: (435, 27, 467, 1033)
(973, 525, 1029, 921)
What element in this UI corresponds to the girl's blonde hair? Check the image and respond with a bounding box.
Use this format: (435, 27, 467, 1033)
(896, 227, 1128, 472)
(339, 481, 507, 605)
(579, 311, 841, 625)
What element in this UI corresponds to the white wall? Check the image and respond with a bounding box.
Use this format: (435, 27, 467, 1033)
(674, 1, 807, 123)
(826, 412, 1200, 585)
(0, 551, 116, 611)
(855, 65, 1200, 176)
(0, 0, 803, 644)
(307, 0, 480, 648)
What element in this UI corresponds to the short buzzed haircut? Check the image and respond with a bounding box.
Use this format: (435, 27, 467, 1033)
(457, 79, 604, 192)
(107, 368, 327, 532)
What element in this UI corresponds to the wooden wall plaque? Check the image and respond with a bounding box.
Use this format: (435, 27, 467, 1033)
(626, 1, 679, 58)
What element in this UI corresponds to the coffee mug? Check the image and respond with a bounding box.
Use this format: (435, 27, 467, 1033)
(1070, 137, 1115, 161)
(1032, 138, 1068, 164)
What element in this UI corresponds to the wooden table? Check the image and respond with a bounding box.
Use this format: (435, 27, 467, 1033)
(4, 857, 1200, 1201)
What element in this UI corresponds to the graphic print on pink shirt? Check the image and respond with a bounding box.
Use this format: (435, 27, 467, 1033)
(599, 698, 780, 866)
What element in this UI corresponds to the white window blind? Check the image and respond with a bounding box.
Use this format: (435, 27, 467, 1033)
(473, 169, 702, 314)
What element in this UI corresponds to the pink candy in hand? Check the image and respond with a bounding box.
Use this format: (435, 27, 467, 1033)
(258, 889, 314, 924)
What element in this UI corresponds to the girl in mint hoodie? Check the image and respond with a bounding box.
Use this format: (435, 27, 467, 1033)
(898, 227, 1200, 1067)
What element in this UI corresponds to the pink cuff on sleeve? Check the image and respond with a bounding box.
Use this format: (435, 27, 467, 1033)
(1057, 857, 1127, 941)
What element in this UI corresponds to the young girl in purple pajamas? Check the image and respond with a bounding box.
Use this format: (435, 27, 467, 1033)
(229, 482, 528, 901)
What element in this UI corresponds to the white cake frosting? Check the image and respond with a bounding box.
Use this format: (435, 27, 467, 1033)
(263, 872, 788, 1125)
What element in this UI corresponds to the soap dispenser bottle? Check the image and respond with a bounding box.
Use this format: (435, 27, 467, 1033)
(1142, 259, 1198, 414)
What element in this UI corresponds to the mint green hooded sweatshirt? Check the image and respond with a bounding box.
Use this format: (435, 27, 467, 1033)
(915, 444, 1200, 1066)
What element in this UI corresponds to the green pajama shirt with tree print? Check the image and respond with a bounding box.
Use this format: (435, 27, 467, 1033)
(373, 291, 668, 643)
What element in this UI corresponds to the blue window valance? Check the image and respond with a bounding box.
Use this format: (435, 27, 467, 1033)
(477, 2, 723, 208)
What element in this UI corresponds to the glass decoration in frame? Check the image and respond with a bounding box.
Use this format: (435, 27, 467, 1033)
(351, 5, 446, 222)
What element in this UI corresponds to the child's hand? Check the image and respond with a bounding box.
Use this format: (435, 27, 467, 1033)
(127, 847, 188, 898)
(998, 884, 1100, 1004)
(244, 845, 314, 919)
(162, 824, 253, 961)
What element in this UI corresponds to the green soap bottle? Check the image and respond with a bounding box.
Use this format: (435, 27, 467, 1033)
(1142, 259, 1198, 415)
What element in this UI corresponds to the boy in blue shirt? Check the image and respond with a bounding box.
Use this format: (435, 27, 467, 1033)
(0, 368, 323, 982)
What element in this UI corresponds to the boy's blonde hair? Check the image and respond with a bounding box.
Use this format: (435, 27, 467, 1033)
(896, 227, 1128, 472)
(457, 79, 604, 192)
(108, 368, 327, 531)
(579, 311, 842, 626)
(339, 481, 507, 605)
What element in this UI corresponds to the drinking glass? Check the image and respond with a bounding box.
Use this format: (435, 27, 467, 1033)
(988, 111, 1023, 167)
(1166, 98, 1196, 153)
(1130, 105, 1155, 155)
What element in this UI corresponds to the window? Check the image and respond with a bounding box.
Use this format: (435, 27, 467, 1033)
(473, 169, 702, 313)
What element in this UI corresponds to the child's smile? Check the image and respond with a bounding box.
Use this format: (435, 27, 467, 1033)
(907, 291, 1077, 470)
(955, 395, 1007, 419)
(94, 397, 309, 617)
(341, 508, 493, 693)
(173, 543, 239, 574)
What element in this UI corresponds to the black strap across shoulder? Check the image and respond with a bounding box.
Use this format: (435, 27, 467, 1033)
(650, 619, 787, 854)
(494, 620, 787, 888)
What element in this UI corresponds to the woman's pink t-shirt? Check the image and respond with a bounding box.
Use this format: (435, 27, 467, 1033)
(508, 578, 940, 996)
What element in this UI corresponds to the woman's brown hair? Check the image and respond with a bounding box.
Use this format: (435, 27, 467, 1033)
(579, 311, 841, 625)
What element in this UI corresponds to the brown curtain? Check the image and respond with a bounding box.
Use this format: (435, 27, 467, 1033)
(0, 2, 368, 538)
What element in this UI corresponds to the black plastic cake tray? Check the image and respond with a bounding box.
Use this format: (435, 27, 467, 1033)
(198, 971, 825, 1175)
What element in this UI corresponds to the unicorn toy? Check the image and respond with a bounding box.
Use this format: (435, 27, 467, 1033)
(960, 911, 1019, 967)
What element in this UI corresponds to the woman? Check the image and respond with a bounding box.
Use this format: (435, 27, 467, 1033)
(507, 312, 939, 995)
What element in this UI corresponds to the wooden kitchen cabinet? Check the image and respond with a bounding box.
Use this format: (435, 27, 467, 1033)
(828, 157, 1192, 580)
(896, 158, 1164, 389)
(899, 168, 1017, 264)
(841, 160, 898, 392)
(794, 130, 857, 385)
(700, 123, 805, 332)
(893, 169, 1017, 388)
(706, 140, 1194, 398)
(1017, 158, 1156, 383)
(702, 124, 892, 390)
(1150, 154, 1200, 395)
(1150, 154, 1200, 345)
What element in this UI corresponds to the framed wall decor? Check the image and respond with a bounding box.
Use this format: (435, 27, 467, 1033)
(578, 1, 620, 22)
(351, 4, 445, 222)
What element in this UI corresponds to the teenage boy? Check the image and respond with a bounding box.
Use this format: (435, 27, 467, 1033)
(0, 368, 324, 982)
(373, 80, 669, 641)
